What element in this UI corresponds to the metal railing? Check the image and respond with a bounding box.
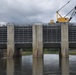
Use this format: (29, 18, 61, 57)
(43, 24, 61, 43)
(69, 23, 76, 43)
(0, 23, 76, 44)
(14, 25, 32, 43)
(0, 26, 7, 43)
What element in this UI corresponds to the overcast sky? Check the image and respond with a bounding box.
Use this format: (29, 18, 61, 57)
(0, 0, 76, 24)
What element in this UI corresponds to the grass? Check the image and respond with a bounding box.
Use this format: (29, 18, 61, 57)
(22, 51, 59, 56)
(22, 50, 76, 56)
(3, 49, 76, 56)
(69, 49, 76, 55)
(44, 51, 59, 54)
(22, 51, 32, 56)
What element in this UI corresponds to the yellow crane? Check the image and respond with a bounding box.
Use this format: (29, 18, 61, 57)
(56, 0, 71, 22)
(56, 0, 76, 23)
(50, 0, 76, 24)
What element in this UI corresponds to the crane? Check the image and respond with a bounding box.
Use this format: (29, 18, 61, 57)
(56, 0, 76, 23)
(67, 6, 76, 22)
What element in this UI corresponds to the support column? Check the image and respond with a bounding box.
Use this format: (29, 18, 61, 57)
(61, 23, 69, 58)
(0, 49, 4, 57)
(32, 23, 43, 57)
(14, 48, 22, 57)
(7, 23, 15, 58)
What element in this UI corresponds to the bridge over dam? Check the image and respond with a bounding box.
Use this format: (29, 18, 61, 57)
(0, 23, 76, 58)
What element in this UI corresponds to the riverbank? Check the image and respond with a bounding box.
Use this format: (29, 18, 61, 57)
(22, 50, 76, 56)
(3, 49, 76, 56)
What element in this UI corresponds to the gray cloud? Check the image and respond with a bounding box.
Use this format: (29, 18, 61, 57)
(0, 0, 76, 24)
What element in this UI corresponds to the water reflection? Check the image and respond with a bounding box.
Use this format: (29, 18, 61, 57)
(6, 57, 44, 75)
(33, 58, 43, 75)
(6, 58, 22, 75)
(1, 54, 76, 75)
(0, 58, 6, 75)
(61, 58, 69, 75)
(7, 59, 14, 75)
(14, 58, 22, 75)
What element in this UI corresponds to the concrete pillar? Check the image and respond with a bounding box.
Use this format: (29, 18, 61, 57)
(7, 23, 15, 58)
(7, 23, 22, 58)
(32, 23, 43, 57)
(33, 58, 43, 75)
(14, 48, 22, 57)
(0, 49, 4, 57)
(61, 58, 69, 75)
(61, 23, 69, 58)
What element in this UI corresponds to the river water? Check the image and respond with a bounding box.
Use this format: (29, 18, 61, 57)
(0, 54, 76, 75)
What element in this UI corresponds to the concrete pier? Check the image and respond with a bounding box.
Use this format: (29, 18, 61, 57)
(0, 49, 4, 57)
(61, 23, 69, 58)
(7, 23, 22, 58)
(7, 23, 15, 58)
(14, 49, 22, 57)
(32, 23, 43, 57)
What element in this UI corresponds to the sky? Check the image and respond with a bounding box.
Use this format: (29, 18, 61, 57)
(0, 0, 76, 24)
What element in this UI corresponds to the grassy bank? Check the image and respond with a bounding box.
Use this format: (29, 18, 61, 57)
(4, 51, 76, 56)
(22, 50, 76, 56)
(22, 51, 59, 56)
(3, 49, 76, 56)
(69, 51, 76, 55)
(22, 51, 32, 55)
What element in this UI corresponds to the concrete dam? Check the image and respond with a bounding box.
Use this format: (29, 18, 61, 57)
(0, 22, 76, 58)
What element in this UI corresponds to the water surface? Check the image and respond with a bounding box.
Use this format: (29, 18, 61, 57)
(0, 54, 76, 75)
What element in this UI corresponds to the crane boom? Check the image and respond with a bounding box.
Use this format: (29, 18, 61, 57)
(56, 0, 72, 22)
(69, 6, 76, 21)
(49, 0, 76, 24)
(56, 0, 71, 18)
(57, 0, 71, 12)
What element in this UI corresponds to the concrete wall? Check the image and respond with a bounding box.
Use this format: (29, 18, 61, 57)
(61, 23, 69, 58)
(32, 23, 43, 57)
